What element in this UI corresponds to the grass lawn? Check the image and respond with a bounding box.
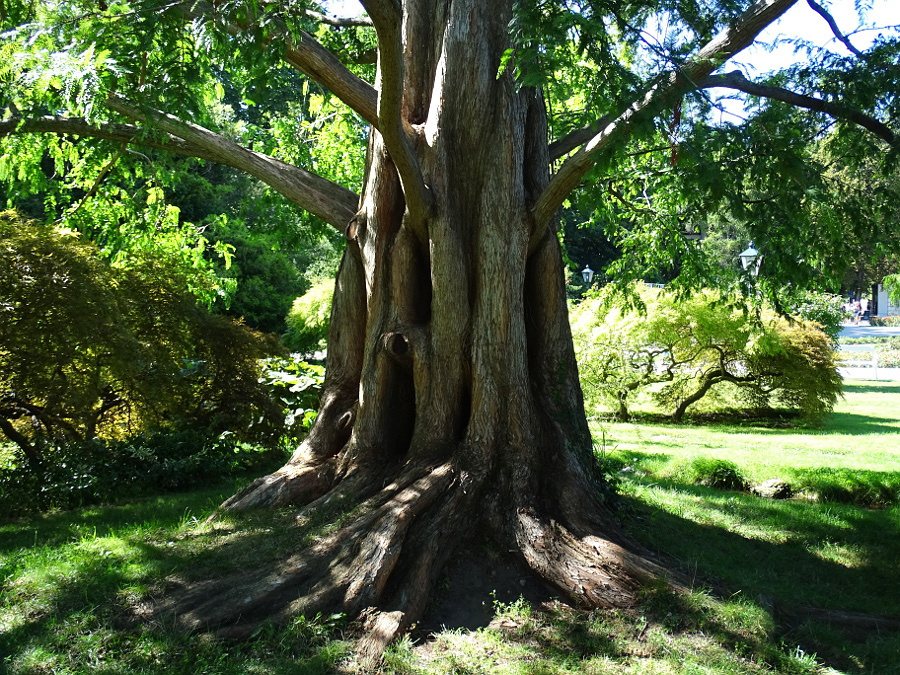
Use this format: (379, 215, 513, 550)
(1, 381, 898, 674)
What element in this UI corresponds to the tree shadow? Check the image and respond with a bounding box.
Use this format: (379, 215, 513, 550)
(0, 485, 351, 674)
(3, 476, 899, 674)
(617, 480, 900, 672)
(843, 382, 900, 395)
(821, 412, 900, 434)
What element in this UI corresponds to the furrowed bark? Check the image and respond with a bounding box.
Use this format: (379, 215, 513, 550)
(171, 0, 699, 663)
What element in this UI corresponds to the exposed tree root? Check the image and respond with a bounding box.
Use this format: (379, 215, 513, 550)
(156, 444, 709, 669)
(217, 460, 337, 513)
(162, 465, 464, 645)
(515, 509, 687, 609)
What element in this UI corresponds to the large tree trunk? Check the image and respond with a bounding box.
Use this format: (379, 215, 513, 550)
(171, 0, 685, 662)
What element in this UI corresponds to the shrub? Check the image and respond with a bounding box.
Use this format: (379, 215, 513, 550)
(869, 315, 900, 327)
(0, 211, 285, 473)
(284, 279, 334, 354)
(678, 458, 749, 491)
(0, 429, 285, 516)
(210, 226, 306, 334)
(571, 286, 842, 423)
(783, 290, 847, 339)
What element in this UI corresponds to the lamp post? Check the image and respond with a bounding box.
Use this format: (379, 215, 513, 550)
(581, 266, 595, 285)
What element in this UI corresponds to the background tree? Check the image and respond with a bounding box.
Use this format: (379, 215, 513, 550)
(1, 0, 898, 661)
(572, 286, 842, 422)
(0, 211, 283, 469)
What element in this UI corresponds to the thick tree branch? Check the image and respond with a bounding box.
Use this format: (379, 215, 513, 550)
(532, 0, 799, 241)
(0, 116, 212, 158)
(551, 70, 894, 164)
(359, 0, 432, 229)
(174, 0, 378, 126)
(806, 0, 863, 56)
(305, 9, 373, 28)
(701, 71, 895, 144)
(549, 115, 613, 163)
(1, 109, 358, 230)
(283, 31, 379, 126)
(106, 97, 358, 229)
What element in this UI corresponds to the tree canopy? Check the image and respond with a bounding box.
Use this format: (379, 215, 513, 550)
(1, 0, 898, 296)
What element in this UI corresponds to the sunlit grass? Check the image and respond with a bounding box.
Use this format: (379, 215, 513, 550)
(3, 383, 900, 674)
(595, 381, 900, 504)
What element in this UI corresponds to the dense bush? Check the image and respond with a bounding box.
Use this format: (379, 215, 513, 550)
(284, 279, 334, 354)
(783, 289, 847, 339)
(869, 315, 900, 327)
(571, 286, 843, 423)
(0, 430, 285, 516)
(0, 211, 285, 472)
(210, 226, 307, 335)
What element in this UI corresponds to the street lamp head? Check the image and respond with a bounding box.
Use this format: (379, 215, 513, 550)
(581, 266, 594, 284)
(738, 242, 761, 274)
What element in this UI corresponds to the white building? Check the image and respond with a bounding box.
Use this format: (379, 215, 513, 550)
(875, 283, 900, 317)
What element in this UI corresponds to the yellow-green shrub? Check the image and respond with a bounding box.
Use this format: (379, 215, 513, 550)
(571, 285, 842, 423)
(284, 279, 334, 354)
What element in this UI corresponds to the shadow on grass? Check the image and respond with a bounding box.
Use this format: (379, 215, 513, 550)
(618, 478, 900, 672)
(4, 473, 900, 674)
(842, 382, 900, 395)
(0, 482, 348, 675)
(821, 412, 900, 435)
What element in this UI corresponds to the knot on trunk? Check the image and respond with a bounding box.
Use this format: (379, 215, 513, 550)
(346, 213, 365, 241)
(382, 332, 414, 370)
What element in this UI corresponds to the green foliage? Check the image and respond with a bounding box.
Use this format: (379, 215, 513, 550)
(781, 289, 847, 340)
(675, 457, 749, 491)
(0, 430, 283, 516)
(0, 211, 284, 471)
(284, 278, 334, 355)
(571, 285, 842, 423)
(209, 223, 306, 334)
(792, 467, 900, 508)
(258, 358, 325, 441)
(869, 314, 900, 327)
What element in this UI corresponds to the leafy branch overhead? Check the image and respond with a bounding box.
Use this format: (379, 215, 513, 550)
(2, 0, 896, 238)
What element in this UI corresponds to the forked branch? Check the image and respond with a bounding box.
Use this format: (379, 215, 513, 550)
(360, 0, 432, 230)
(532, 0, 800, 238)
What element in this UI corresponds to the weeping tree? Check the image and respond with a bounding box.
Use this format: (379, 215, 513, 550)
(2, 0, 898, 660)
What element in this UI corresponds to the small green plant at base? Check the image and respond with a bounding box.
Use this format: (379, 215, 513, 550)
(258, 358, 326, 440)
(679, 457, 749, 490)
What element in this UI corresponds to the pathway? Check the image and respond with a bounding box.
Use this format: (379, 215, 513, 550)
(837, 321, 900, 381)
